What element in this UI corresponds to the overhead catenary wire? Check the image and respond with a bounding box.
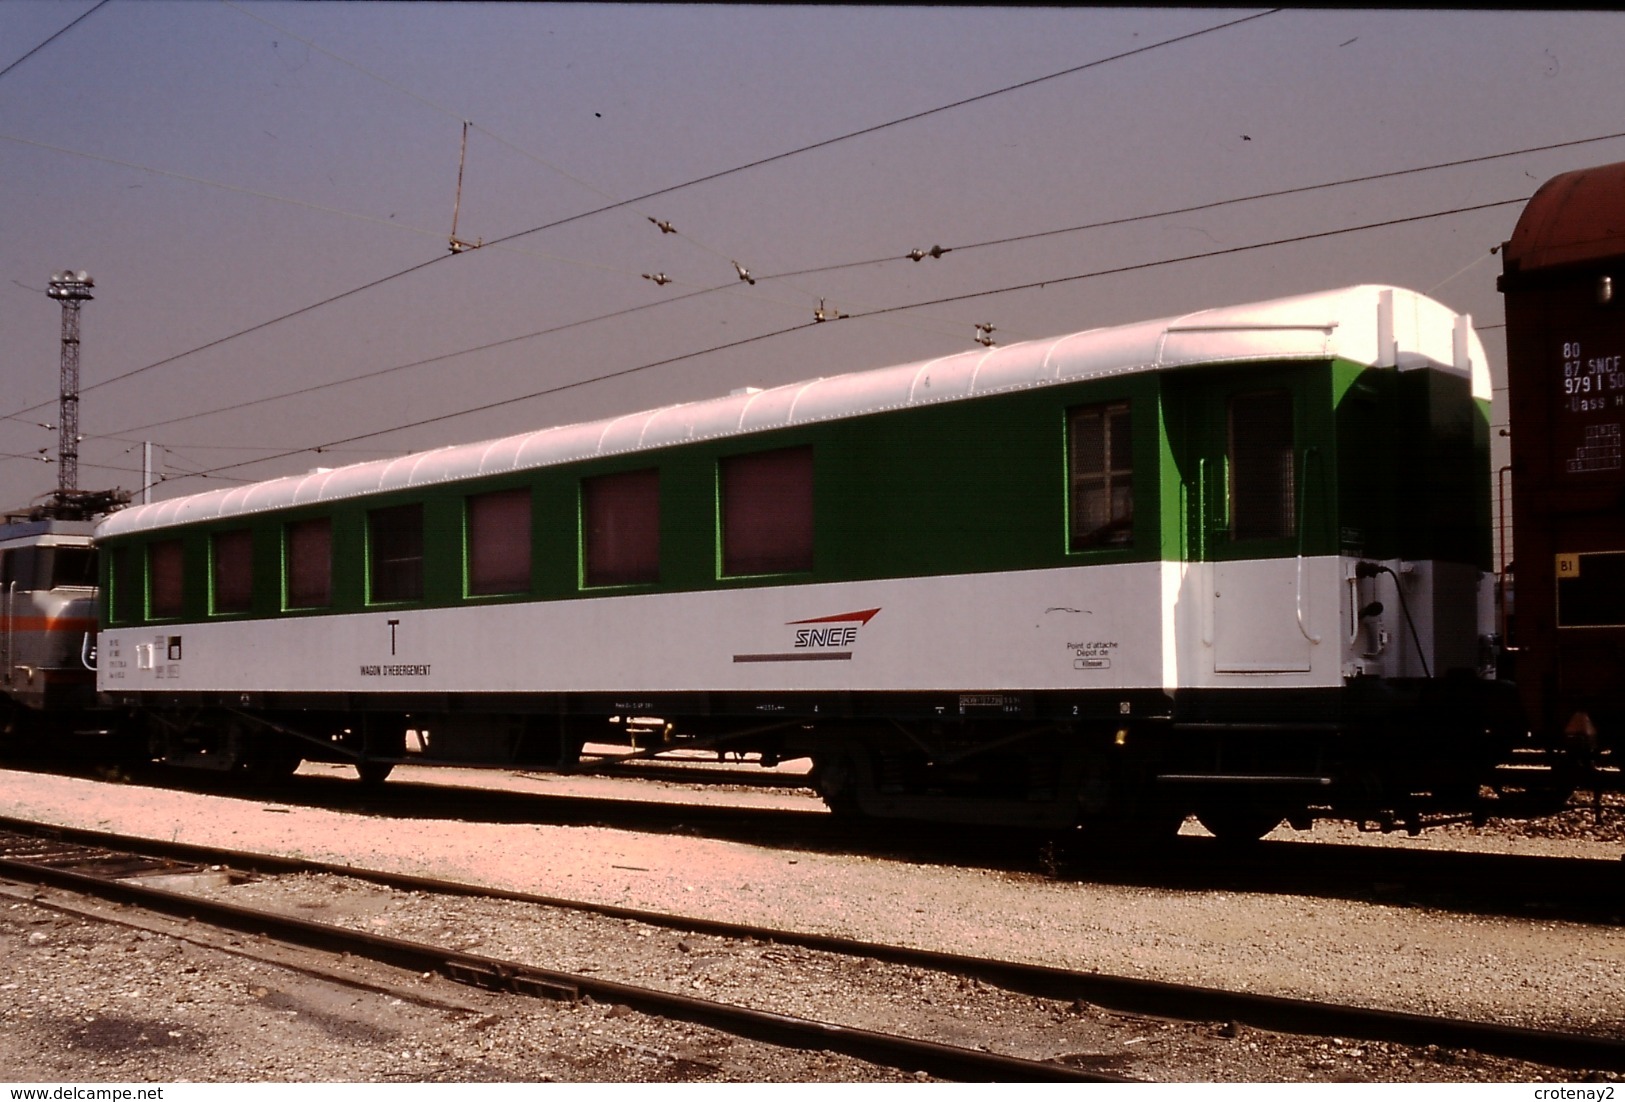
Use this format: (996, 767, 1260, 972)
(0, 9, 1573, 497)
(1427, 247, 1501, 296)
(0, 126, 975, 421)
(102, 280, 736, 438)
(0, 132, 761, 393)
(443, 11, 1287, 310)
(103, 437, 390, 457)
(0, 0, 110, 84)
(467, 10, 1285, 255)
(157, 320, 825, 482)
(2, 157, 1543, 492)
(1, 129, 675, 281)
(60, 132, 1573, 448)
(847, 196, 1530, 322)
(5, 114, 1598, 448)
(231, 0, 795, 295)
(0, 7, 1285, 433)
(765, 130, 1625, 281)
(20, 187, 1534, 506)
(153, 194, 1527, 487)
(0, 9, 1585, 523)
(335, 9, 1281, 282)
(228, 1, 1281, 275)
(223, 0, 636, 224)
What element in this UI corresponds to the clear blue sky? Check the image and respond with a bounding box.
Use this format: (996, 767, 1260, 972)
(2, 3, 1622, 513)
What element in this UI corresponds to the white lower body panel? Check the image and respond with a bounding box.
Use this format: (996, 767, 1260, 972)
(99, 555, 1450, 700)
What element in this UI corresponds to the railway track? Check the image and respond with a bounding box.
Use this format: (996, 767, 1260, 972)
(9, 754, 1625, 929)
(1, 817, 1620, 1078)
(0, 824, 1119, 1083)
(81, 761, 1625, 922)
(8, 754, 1625, 935)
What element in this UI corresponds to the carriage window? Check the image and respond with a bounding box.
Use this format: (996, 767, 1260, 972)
(720, 446, 814, 577)
(467, 488, 531, 596)
(285, 518, 332, 609)
(148, 539, 185, 619)
(211, 530, 254, 614)
(582, 469, 660, 587)
(369, 504, 424, 603)
(110, 547, 142, 622)
(1068, 402, 1133, 550)
(1229, 389, 1296, 541)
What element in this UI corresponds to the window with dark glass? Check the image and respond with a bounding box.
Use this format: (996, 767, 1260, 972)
(1228, 389, 1296, 541)
(285, 518, 332, 609)
(467, 488, 531, 596)
(582, 469, 660, 587)
(110, 547, 142, 622)
(369, 504, 424, 603)
(49, 546, 96, 588)
(211, 530, 253, 614)
(148, 539, 185, 619)
(720, 446, 814, 577)
(1068, 402, 1134, 550)
(0, 548, 32, 591)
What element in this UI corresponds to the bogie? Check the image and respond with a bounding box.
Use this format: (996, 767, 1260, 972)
(1193, 803, 1289, 844)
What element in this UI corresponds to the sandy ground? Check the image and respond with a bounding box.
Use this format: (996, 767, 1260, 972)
(2, 761, 1623, 1035)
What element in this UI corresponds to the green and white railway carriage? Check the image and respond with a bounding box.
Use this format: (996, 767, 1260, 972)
(94, 284, 1501, 836)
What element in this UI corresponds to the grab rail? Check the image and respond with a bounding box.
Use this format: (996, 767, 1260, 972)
(1295, 447, 1322, 645)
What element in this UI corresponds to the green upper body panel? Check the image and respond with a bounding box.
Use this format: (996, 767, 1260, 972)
(96, 286, 1492, 625)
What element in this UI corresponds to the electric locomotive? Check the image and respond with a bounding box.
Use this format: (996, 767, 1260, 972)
(0, 514, 106, 741)
(89, 283, 1535, 839)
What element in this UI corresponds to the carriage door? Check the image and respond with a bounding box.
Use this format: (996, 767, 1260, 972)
(1183, 374, 1313, 673)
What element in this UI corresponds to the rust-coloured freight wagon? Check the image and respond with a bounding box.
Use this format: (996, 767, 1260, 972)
(1501, 159, 1625, 762)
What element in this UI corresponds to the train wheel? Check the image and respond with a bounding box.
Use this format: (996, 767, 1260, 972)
(1194, 803, 1285, 844)
(1136, 805, 1191, 843)
(242, 758, 301, 783)
(355, 760, 395, 785)
(240, 749, 302, 781)
(0, 701, 43, 759)
(1081, 801, 1186, 851)
(810, 750, 866, 819)
(351, 714, 405, 786)
(223, 717, 302, 782)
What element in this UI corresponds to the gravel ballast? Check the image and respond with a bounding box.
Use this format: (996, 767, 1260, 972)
(1, 761, 1622, 1081)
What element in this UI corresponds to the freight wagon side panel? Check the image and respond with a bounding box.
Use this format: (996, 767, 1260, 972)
(1501, 159, 1625, 749)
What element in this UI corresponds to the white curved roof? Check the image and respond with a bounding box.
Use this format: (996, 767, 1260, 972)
(98, 284, 1488, 540)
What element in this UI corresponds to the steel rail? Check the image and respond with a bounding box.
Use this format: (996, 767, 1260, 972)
(0, 845, 1118, 1084)
(4, 816, 1623, 1073)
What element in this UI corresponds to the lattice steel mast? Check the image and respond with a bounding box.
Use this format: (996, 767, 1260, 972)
(46, 269, 93, 497)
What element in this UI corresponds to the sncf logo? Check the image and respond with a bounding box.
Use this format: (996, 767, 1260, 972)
(789, 608, 880, 649)
(733, 608, 881, 665)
